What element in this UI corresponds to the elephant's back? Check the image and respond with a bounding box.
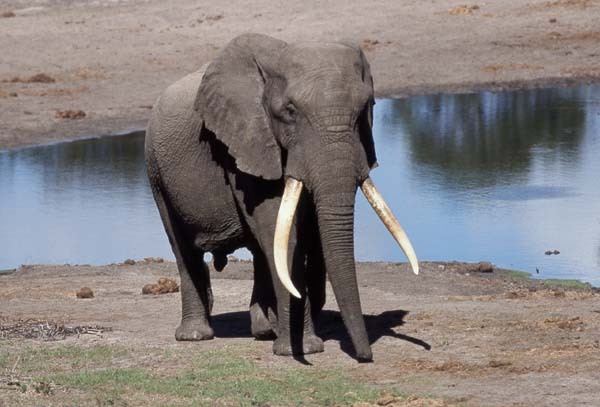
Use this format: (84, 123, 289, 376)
(145, 66, 207, 161)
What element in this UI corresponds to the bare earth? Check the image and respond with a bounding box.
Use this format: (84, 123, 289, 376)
(1, 261, 599, 406)
(1, 0, 600, 149)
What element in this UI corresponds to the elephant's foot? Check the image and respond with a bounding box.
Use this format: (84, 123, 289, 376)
(302, 333, 325, 354)
(250, 304, 276, 340)
(273, 333, 324, 356)
(175, 319, 214, 341)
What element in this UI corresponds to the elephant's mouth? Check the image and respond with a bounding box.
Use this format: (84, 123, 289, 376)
(273, 176, 419, 298)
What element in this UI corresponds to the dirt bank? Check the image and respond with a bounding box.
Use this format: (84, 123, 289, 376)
(1, 260, 599, 406)
(1, 0, 600, 150)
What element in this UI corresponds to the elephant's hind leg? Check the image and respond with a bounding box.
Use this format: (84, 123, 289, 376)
(151, 184, 214, 341)
(175, 255, 214, 341)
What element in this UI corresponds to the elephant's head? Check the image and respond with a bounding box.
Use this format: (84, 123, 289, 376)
(195, 33, 418, 360)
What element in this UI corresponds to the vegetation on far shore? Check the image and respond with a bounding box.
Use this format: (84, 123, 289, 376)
(502, 269, 532, 279)
(502, 269, 593, 289)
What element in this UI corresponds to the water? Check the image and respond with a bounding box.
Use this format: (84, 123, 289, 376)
(0, 133, 170, 266)
(1, 85, 599, 285)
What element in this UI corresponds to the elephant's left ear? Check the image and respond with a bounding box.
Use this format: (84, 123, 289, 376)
(193, 34, 285, 180)
(357, 48, 378, 169)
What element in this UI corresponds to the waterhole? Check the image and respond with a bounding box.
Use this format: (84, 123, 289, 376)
(1, 84, 599, 284)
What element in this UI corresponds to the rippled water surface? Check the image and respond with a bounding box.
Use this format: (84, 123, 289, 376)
(1, 85, 599, 284)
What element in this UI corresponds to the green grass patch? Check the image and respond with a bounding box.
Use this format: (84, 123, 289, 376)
(34, 346, 395, 406)
(502, 269, 593, 290)
(51, 367, 151, 388)
(10, 344, 131, 375)
(0, 268, 15, 275)
(503, 269, 532, 279)
(0, 343, 460, 406)
(540, 279, 592, 289)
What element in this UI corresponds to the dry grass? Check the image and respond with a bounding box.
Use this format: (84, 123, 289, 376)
(448, 4, 480, 15)
(543, 0, 594, 8)
(72, 67, 107, 80)
(550, 30, 600, 41)
(360, 39, 392, 52)
(561, 66, 600, 76)
(0, 319, 111, 341)
(55, 110, 86, 120)
(543, 316, 586, 331)
(483, 63, 545, 74)
(20, 86, 89, 97)
(3, 74, 56, 84)
(352, 394, 460, 406)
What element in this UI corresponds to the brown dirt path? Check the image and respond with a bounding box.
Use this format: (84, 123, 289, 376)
(1, 0, 600, 149)
(1, 260, 599, 406)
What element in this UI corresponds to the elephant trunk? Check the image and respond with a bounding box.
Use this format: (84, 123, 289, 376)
(311, 151, 372, 360)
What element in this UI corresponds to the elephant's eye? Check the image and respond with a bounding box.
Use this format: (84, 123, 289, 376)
(281, 102, 298, 123)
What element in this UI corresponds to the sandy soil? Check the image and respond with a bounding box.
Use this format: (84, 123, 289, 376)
(1, 0, 600, 149)
(1, 260, 599, 406)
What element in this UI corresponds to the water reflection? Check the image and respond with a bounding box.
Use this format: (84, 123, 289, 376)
(1, 85, 599, 285)
(385, 87, 588, 190)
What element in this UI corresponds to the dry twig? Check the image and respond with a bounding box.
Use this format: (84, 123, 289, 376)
(0, 319, 111, 341)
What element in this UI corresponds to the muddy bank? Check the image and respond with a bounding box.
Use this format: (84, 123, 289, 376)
(1, 260, 599, 406)
(1, 0, 600, 150)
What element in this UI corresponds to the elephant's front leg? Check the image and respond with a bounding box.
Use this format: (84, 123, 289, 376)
(256, 227, 324, 356)
(306, 223, 327, 321)
(249, 252, 277, 339)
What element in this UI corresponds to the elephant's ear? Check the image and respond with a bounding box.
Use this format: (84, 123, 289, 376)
(194, 34, 287, 180)
(357, 47, 378, 169)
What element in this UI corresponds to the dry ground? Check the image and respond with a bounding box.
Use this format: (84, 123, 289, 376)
(1, 260, 599, 406)
(1, 0, 600, 149)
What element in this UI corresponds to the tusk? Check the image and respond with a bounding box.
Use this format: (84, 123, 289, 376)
(361, 177, 420, 275)
(273, 178, 303, 298)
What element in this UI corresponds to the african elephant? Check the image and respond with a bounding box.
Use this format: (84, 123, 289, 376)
(145, 33, 418, 360)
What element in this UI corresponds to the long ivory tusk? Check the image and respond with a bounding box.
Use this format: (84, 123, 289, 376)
(273, 178, 303, 298)
(361, 177, 420, 275)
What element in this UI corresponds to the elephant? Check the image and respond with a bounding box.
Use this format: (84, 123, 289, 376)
(145, 33, 418, 360)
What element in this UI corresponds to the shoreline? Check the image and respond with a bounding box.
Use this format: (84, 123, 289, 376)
(2, 259, 598, 289)
(0, 128, 147, 153)
(2, 76, 598, 152)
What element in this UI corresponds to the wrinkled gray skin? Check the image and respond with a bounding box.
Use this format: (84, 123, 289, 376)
(145, 33, 377, 360)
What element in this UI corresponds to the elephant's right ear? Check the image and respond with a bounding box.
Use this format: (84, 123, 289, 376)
(357, 46, 378, 170)
(194, 34, 287, 180)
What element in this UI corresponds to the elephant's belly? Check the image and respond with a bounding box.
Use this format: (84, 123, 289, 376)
(162, 149, 247, 253)
(172, 188, 246, 253)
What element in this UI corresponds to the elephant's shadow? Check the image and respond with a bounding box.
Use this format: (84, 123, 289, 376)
(316, 309, 431, 356)
(211, 309, 431, 360)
